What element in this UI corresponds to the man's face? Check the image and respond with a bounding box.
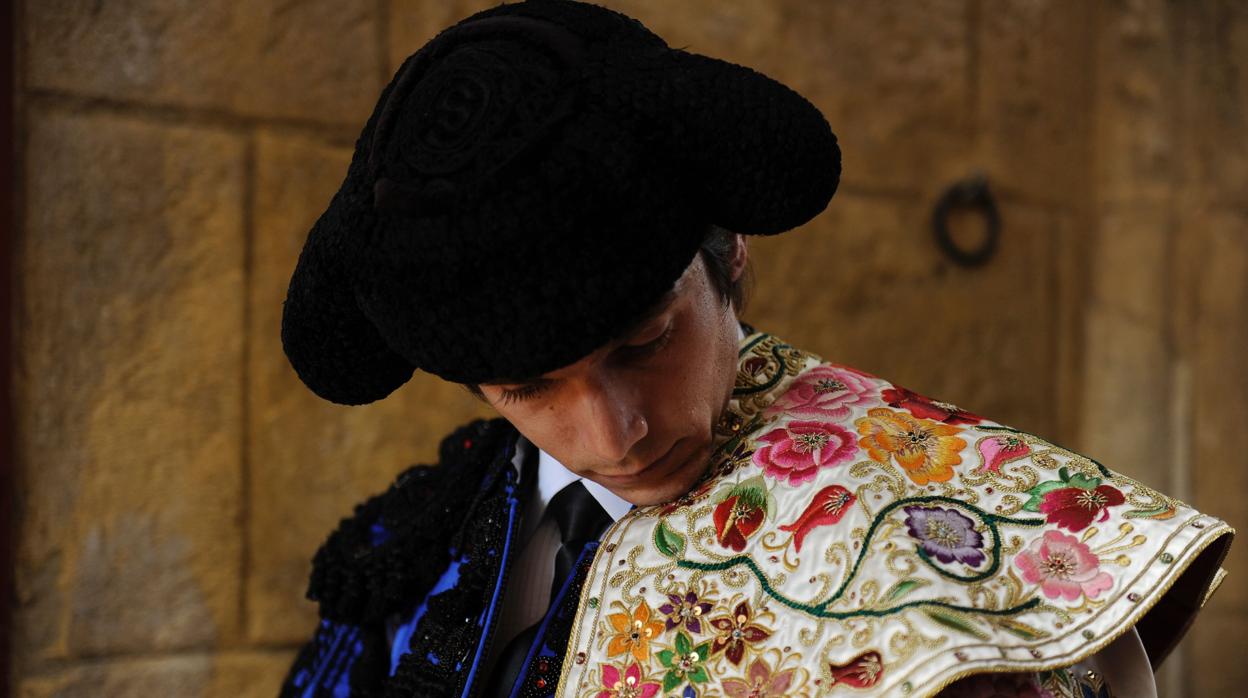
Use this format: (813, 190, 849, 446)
(479, 245, 745, 506)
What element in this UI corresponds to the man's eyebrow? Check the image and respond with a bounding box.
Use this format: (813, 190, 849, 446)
(478, 375, 553, 388)
(618, 289, 679, 341)
(479, 290, 679, 388)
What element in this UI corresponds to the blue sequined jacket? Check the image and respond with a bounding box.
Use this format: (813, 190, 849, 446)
(279, 418, 584, 698)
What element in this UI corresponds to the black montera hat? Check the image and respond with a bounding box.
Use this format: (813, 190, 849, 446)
(281, 0, 840, 405)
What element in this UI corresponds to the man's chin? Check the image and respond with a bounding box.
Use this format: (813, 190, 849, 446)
(609, 459, 710, 507)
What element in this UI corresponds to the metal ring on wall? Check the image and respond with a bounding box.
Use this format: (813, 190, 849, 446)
(932, 174, 1001, 268)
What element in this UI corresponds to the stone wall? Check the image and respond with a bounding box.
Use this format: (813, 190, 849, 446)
(1084, 2, 1248, 695)
(9, 1, 1244, 696)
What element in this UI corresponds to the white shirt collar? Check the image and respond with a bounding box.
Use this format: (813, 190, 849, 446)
(538, 448, 634, 521)
(510, 438, 633, 522)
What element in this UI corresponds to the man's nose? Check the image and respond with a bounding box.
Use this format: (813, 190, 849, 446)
(577, 376, 648, 464)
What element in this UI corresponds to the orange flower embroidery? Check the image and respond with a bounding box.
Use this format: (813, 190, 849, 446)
(855, 408, 967, 485)
(606, 600, 666, 662)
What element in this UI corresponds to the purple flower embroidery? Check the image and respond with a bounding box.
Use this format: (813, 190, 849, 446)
(658, 590, 713, 634)
(903, 505, 985, 567)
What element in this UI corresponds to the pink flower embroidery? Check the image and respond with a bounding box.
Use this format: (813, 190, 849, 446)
(753, 420, 857, 485)
(766, 365, 877, 420)
(1014, 530, 1113, 601)
(976, 434, 1031, 473)
(596, 662, 660, 698)
(721, 658, 797, 698)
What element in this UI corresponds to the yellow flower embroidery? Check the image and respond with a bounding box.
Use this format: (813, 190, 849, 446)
(606, 600, 666, 662)
(855, 408, 967, 485)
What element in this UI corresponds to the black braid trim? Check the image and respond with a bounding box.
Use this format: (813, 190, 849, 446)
(346, 624, 391, 698)
(279, 620, 389, 698)
(279, 629, 327, 698)
(513, 544, 598, 697)
(383, 446, 518, 697)
(305, 417, 518, 625)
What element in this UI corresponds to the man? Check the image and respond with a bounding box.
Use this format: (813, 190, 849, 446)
(278, 2, 1232, 696)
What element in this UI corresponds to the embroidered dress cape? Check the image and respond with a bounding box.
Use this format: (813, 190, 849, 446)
(280, 330, 1232, 698)
(558, 331, 1232, 697)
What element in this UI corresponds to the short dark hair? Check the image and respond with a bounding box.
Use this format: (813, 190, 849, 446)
(701, 224, 748, 312)
(465, 225, 748, 398)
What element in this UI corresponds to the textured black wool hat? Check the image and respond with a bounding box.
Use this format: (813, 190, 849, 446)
(281, 0, 840, 405)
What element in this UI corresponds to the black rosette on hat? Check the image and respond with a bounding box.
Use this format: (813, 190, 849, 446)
(282, 0, 840, 405)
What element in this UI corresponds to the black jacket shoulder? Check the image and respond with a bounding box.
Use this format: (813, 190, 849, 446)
(304, 417, 518, 624)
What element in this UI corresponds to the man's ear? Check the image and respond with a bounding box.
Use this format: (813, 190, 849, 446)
(729, 233, 749, 282)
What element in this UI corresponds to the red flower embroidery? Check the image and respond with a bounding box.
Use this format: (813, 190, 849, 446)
(1024, 469, 1128, 533)
(778, 485, 856, 552)
(882, 386, 981, 425)
(1038, 484, 1126, 532)
(709, 601, 772, 665)
(828, 650, 885, 688)
(712, 478, 769, 551)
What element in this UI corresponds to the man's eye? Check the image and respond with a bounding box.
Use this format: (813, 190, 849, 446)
(621, 322, 674, 360)
(498, 382, 550, 406)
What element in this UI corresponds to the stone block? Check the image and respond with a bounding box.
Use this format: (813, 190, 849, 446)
(599, 0, 785, 72)
(1184, 2, 1248, 207)
(1178, 2, 1248, 206)
(1186, 612, 1248, 697)
(17, 652, 294, 698)
(1077, 305, 1172, 488)
(13, 110, 245, 660)
(774, 0, 973, 193)
(1089, 205, 1171, 327)
(1094, 0, 1182, 203)
(387, 0, 503, 72)
(978, 0, 1094, 205)
(746, 192, 1058, 440)
(24, 1, 382, 124)
(1188, 212, 1248, 609)
(206, 651, 295, 698)
(388, 1, 785, 75)
(247, 131, 493, 644)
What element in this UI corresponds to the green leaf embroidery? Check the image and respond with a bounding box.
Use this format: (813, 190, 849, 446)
(1125, 504, 1175, 519)
(1022, 481, 1066, 512)
(1067, 472, 1101, 490)
(689, 666, 711, 684)
(654, 521, 686, 559)
(674, 631, 692, 654)
(663, 671, 683, 692)
(658, 649, 675, 668)
(992, 617, 1051, 641)
(710, 483, 736, 505)
(923, 608, 991, 640)
(731, 475, 770, 512)
(882, 579, 929, 603)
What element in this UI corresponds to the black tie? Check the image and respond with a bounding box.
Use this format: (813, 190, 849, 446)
(487, 481, 612, 696)
(547, 481, 613, 604)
